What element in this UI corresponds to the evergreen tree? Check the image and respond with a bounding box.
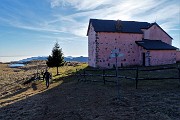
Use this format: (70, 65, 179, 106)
(47, 42, 64, 75)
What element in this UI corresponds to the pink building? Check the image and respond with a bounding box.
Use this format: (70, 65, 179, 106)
(177, 51, 180, 62)
(87, 19, 179, 68)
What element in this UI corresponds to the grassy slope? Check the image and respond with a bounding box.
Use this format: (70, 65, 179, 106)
(0, 62, 88, 107)
(49, 63, 88, 80)
(0, 62, 179, 100)
(0, 62, 180, 119)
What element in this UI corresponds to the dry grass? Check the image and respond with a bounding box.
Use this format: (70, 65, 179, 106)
(0, 62, 180, 119)
(0, 62, 179, 99)
(0, 61, 47, 98)
(0, 61, 87, 107)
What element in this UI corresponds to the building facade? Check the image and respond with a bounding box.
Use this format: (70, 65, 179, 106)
(87, 19, 178, 68)
(177, 51, 180, 62)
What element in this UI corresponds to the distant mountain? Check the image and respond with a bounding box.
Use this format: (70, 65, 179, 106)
(66, 56, 74, 59)
(17, 56, 48, 63)
(16, 56, 88, 63)
(64, 56, 88, 62)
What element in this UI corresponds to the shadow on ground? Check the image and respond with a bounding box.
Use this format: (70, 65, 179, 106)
(0, 67, 180, 120)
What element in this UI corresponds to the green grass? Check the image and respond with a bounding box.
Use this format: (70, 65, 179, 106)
(49, 63, 88, 80)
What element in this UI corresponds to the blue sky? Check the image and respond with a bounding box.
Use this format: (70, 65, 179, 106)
(0, 0, 179, 62)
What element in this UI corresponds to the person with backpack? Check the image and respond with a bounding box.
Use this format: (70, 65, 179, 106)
(43, 69, 51, 88)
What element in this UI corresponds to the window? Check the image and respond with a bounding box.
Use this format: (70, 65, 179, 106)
(108, 63, 110, 66)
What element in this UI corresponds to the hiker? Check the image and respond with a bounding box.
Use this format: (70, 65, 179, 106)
(43, 69, 51, 88)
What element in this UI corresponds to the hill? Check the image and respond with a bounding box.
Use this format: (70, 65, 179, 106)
(64, 56, 88, 62)
(15, 56, 88, 63)
(19, 56, 48, 63)
(0, 63, 180, 119)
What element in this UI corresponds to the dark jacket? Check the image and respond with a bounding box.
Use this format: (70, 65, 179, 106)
(43, 71, 51, 80)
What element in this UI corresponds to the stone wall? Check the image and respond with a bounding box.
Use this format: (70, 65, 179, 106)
(149, 50, 176, 66)
(176, 50, 180, 62)
(88, 23, 175, 68)
(96, 32, 143, 68)
(88, 24, 96, 67)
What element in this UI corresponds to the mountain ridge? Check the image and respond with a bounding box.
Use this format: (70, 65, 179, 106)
(14, 56, 88, 63)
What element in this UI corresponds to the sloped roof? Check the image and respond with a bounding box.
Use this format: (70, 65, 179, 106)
(87, 19, 173, 39)
(135, 39, 177, 50)
(87, 19, 151, 34)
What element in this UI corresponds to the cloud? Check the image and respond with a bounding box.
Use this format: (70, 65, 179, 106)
(56, 0, 179, 37)
(0, 0, 179, 61)
(50, 0, 111, 10)
(50, 0, 68, 8)
(64, 0, 178, 22)
(1, 0, 179, 40)
(0, 17, 64, 33)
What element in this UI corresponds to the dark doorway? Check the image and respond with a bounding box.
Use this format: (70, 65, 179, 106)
(142, 53, 145, 66)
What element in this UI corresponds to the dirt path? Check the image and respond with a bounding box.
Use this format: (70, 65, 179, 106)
(0, 76, 180, 120)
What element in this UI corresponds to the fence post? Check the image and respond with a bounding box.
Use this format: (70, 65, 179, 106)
(83, 70, 86, 81)
(76, 69, 79, 82)
(178, 65, 180, 85)
(136, 67, 139, 89)
(103, 69, 105, 84)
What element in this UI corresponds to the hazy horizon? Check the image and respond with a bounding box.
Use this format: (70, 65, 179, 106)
(0, 55, 88, 63)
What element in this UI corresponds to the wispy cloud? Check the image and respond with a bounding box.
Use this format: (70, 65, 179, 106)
(70, 0, 178, 21)
(50, 0, 112, 10)
(49, 0, 179, 37)
(50, 0, 67, 8)
(1, 0, 179, 40)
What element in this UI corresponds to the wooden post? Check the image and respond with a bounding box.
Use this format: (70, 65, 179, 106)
(36, 61, 38, 77)
(115, 54, 118, 77)
(178, 65, 180, 85)
(103, 69, 105, 84)
(136, 67, 139, 89)
(83, 70, 86, 81)
(76, 69, 79, 82)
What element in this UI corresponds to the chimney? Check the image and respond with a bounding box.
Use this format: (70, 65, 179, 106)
(116, 20, 122, 31)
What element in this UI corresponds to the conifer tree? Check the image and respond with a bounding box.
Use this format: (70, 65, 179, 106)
(47, 42, 64, 75)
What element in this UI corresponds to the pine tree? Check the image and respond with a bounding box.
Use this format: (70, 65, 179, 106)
(47, 42, 64, 75)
